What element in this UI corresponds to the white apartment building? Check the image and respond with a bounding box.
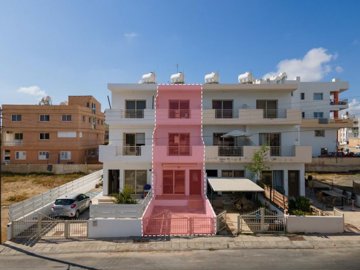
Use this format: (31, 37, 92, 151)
(99, 72, 351, 201)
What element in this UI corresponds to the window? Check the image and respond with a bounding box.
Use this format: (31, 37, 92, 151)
(15, 151, 26, 160)
(302, 112, 305, 119)
(82, 116, 86, 122)
(300, 93, 305, 100)
(91, 103, 96, 113)
(221, 170, 245, 178)
(168, 133, 190, 156)
(313, 93, 323, 100)
(256, 100, 278, 118)
(11, 114, 22, 121)
(124, 170, 147, 194)
(60, 151, 71, 160)
(4, 150, 10, 161)
(62, 115, 72, 121)
(125, 100, 146, 118)
(57, 131, 76, 138)
(259, 133, 281, 156)
(38, 151, 49, 160)
(313, 112, 324, 119)
(212, 100, 233, 118)
(315, 130, 325, 137)
(169, 100, 190, 118)
(40, 115, 50, 121)
(123, 133, 145, 155)
(163, 170, 185, 194)
(14, 133, 23, 140)
(40, 133, 50, 140)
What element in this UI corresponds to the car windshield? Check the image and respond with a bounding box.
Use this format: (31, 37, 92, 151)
(54, 199, 75, 205)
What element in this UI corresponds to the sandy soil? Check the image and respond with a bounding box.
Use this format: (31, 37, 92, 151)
(306, 172, 360, 189)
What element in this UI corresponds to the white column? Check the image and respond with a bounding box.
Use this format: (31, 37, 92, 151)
(299, 165, 305, 196)
(284, 169, 289, 196)
(103, 166, 109, 195)
(120, 169, 124, 192)
(185, 169, 190, 196)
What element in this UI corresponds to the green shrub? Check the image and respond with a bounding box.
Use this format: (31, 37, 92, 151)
(112, 185, 137, 204)
(289, 196, 311, 215)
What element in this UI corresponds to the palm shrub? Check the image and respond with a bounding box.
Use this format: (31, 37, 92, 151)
(112, 185, 137, 204)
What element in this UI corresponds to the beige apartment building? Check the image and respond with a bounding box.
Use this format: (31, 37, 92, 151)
(1, 96, 105, 164)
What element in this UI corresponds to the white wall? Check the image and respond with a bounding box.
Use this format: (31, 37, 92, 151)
(301, 128, 338, 156)
(286, 215, 344, 233)
(111, 90, 155, 110)
(88, 218, 142, 238)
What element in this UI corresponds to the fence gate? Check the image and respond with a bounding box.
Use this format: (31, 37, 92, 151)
(11, 213, 88, 244)
(216, 211, 227, 233)
(238, 208, 285, 234)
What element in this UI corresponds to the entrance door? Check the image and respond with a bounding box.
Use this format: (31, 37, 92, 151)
(190, 170, 202, 195)
(288, 170, 300, 198)
(108, 170, 120, 194)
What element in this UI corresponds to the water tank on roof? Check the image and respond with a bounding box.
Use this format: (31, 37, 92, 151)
(204, 72, 219, 84)
(140, 72, 156, 84)
(170, 72, 185, 84)
(238, 72, 253, 84)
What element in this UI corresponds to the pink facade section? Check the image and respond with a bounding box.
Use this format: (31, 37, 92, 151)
(142, 84, 216, 236)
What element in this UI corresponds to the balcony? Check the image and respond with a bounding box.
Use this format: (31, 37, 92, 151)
(99, 145, 151, 163)
(2, 140, 23, 146)
(156, 109, 201, 125)
(105, 109, 154, 126)
(301, 118, 353, 128)
(330, 99, 348, 110)
(153, 145, 204, 163)
(203, 108, 301, 125)
(218, 146, 243, 157)
(205, 145, 312, 163)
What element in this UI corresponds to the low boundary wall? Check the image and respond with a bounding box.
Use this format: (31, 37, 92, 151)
(2, 164, 102, 174)
(286, 215, 344, 233)
(88, 219, 142, 238)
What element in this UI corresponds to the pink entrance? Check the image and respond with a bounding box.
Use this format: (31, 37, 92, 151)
(142, 84, 216, 236)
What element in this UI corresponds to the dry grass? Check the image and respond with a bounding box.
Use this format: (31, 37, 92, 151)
(0, 172, 86, 243)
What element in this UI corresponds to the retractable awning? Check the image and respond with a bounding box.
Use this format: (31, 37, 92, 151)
(208, 177, 264, 192)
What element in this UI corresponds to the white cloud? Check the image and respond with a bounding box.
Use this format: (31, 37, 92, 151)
(346, 99, 360, 117)
(124, 32, 138, 41)
(263, 48, 336, 81)
(17, 85, 47, 97)
(335, 66, 344, 73)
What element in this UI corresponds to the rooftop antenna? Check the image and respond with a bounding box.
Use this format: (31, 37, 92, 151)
(107, 95, 112, 109)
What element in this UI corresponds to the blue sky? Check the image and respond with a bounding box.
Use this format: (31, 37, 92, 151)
(0, 0, 359, 113)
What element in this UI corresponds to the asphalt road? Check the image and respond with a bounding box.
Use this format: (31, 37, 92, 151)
(1, 248, 360, 270)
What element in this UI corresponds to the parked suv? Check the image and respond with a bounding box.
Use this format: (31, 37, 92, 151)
(51, 193, 91, 219)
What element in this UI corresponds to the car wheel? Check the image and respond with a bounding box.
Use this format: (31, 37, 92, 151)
(75, 210, 80, 219)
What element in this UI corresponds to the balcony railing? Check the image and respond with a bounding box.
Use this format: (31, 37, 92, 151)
(268, 146, 295, 157)
(330, 99, 348, 105)
(262, 109, 287, 119)
(122, 146, 142, 156)
(214, 109, 233, 119)
(168, 109, 191, 119)
(124, 109, 145, 119)
(3, 140, 23, 146)
(218, 146, 243, 156)
(168, 146, 191, 156)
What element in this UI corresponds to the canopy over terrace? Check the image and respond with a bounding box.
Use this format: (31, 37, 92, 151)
(208, 177, 264, 192)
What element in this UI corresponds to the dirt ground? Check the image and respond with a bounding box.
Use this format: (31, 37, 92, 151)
(306, 172, 360, 189)
(0, 172, 85, 243)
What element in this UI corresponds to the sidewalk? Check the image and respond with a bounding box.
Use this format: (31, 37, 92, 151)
(1, 234, 360, 255)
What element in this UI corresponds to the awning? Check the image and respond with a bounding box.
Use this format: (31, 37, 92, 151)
(221, 130, 250, 138)
(208, 177, 264, 192)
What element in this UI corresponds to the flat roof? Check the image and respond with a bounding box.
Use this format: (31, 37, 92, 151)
(208, 177, 264, 192)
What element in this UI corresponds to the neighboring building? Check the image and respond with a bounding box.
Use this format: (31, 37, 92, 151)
(99, 72, 350, 236)
(1, 96, 105, 164)
(339, 117, 360, 150)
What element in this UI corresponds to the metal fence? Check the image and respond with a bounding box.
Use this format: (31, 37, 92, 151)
(143, 216, 216, 236)
(11, 213, 88, 244)
(9, 170, 103, 221)
(216, 211, 227, 233)
(238, 208, 285, 234)
(90, 191, 152, 219)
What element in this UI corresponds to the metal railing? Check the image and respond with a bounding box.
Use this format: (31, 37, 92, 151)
(330, 99, 348, 105)
(3, 140, 23, 146)
(122, 146, 142, 156)
(168, 146, 191, 156)
(143, 216, 216, 236)
(168, 109, 191, 119)
(218, 146, 243, 156)
(214, 109, 233, 119)
(124, 109, 145, 118)
(262, 109, 287, 119)
(90, 190, 152, 219)
(263, 184, 288, 211)
(9, 170, 103, 221)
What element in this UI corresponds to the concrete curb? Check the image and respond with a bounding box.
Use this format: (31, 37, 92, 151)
(1, 235, 360, 256)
